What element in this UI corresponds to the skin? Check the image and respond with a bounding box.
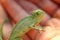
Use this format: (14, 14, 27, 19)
(28, 0, 58, 15)
(0, 18, 9, 40)
(9, 9, 44, 40)
(36, 18, 60, 40)
(0, 4, 9, 40)
(0, 0, 60, 40)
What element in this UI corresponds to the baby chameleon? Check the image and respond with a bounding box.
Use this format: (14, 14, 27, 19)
(9, 9, 44, 40)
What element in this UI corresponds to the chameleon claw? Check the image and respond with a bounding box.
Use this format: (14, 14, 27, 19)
(35, 26, 44, 31)
(32, 26, 44, 32)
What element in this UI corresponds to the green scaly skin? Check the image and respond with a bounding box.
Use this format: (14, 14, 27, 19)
(9, 9, 44, 40)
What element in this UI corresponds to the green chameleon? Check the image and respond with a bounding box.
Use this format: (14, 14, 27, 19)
(9, 9, 44, 40)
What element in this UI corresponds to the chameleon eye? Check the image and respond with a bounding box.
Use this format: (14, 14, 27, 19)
(36, 12, 40, 15)
(31, 11, 39, 17)
(31, 9, 43, 16)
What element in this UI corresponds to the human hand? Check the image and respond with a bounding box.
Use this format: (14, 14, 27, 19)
(0, 0, 60, 40)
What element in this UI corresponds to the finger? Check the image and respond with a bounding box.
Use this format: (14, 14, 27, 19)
(46, 18, 60, 27)
(53, 8, 60, 19)
(3, 23, 12, 40)
(1, 0, 29, 22)
(26, 29, 38, 40)
(16, 0, 51, 25)
(36, 18, 60, 40)
(0, 4, 7, 23)
(28, 0, 58, 16)
(15, 0, 39, 13)
(0, 4, 6, 40)
(40, 13, 51, 25)
(52, 0, 60, 4)
(22, 34, 30, 40)
(0, 4, 12, 40)
(45, 18, 60, 29)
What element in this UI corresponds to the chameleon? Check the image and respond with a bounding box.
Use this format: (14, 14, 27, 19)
(8, 9, 44, 40)
(0, 18, 9, 40)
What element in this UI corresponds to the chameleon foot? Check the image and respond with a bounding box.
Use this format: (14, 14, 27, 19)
(32, 26, 44, 32)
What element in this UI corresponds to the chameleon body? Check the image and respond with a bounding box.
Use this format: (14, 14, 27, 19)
(9, 9, 44, 40)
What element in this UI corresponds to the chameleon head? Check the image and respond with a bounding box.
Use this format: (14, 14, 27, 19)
(31, 9, 44, 23)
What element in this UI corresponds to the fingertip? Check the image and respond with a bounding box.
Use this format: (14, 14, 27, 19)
(53, 8, 60, 19)
(16, 0, 38, 13)
(45, 18, 60, 27)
